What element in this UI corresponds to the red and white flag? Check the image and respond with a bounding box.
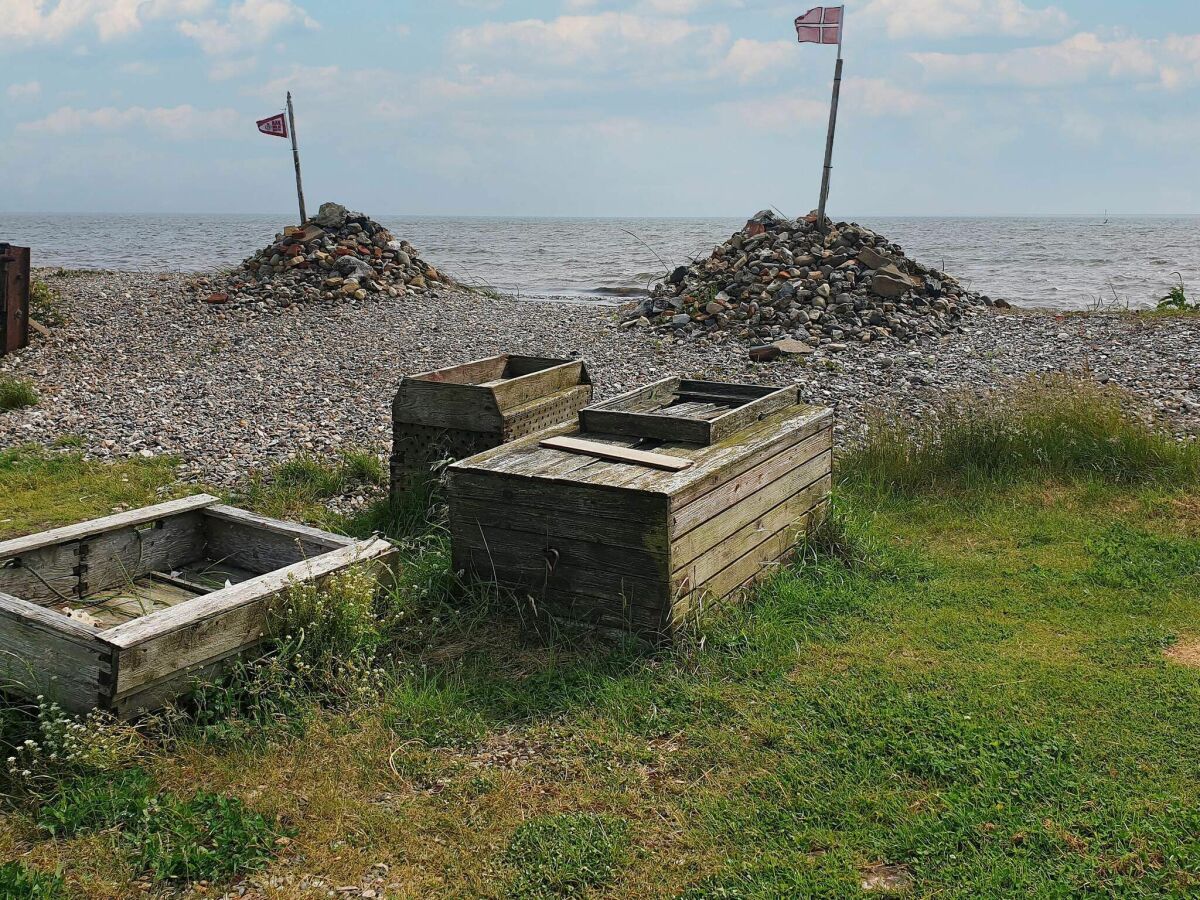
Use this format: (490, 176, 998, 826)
(796, 6, 843, 45)
(256, 113, 288, 138)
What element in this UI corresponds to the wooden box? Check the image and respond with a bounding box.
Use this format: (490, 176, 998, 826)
(0, 495, 394, 717)
(447, 380, 833, 635)
(391, 354, 593, 495)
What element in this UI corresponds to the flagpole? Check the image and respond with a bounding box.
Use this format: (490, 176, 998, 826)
(287, 92, 307, 224)
(816, 9, 844, 231)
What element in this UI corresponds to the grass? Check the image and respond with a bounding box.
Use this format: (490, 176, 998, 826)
(0, 376, 39, 412)
(840, 374, 1200, 493)
(0, 861, 66, 898)
(2, 377, 1200, 897)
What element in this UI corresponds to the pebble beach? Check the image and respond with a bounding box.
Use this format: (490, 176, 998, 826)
(2, 268, 1198, 487)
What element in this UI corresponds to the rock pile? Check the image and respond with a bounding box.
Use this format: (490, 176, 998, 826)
(625, 210, 1000, 353)
(189, 202, 453, 310)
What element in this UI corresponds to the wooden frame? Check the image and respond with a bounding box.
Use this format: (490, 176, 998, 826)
(579, 377, 799, 445)
(391, 354, 593, 495)
(0, 496, 395, 716)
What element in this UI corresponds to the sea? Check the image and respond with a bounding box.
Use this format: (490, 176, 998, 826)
(1, 213, 1196, 312)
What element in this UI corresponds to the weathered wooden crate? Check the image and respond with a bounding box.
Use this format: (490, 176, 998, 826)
(0, 495, 394, 717)
(447, 378, 833, 635)
(391, 354, 593, 495)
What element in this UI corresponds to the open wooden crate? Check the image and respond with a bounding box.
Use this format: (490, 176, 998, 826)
(447, 379, 833, 636)
(0, 495, 394, 716)
(391, 354, 592, 494)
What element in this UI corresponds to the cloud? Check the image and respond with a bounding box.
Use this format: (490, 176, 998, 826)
(720, 38, 796, 83)
(18, 104, 240, 138)
(913, 32, 1198, 89)
(715, 77, 932, 132)
(0, 0, 212, 43)
(859, 0, 1070, 40)
(6, 80, 41, 98)
(177, 0, 317, 56)
(452, 12, 728, 72)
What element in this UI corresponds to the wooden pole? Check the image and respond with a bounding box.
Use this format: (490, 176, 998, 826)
(816, 57, 844, 230)
(816, 16, 845, 231)
(287, 92, 307, 224)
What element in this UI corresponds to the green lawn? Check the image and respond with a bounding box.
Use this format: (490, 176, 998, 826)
(2, 389, 1199, 897)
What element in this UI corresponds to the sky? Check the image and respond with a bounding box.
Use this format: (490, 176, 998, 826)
(2, 0, 1199, 217)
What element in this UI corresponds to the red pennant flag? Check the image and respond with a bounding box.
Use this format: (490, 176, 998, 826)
(256, 113, 288, 138)
(796, 6, 843, 45)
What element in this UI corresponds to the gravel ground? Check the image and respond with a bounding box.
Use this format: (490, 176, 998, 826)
(2, 270, 1198, 486)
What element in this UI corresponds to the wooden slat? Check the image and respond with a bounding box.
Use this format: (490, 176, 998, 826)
(672, 503, 828, 627)
(671, 431, 832, 536)
(705, 385, 801, 444)
(201, 507, 352, 574)
(489, 360, 586, 409)
(392, 379, 500, 432)
(451, 496, 670, 556)
(0, 590, 114, 713)
(102, 538, 395, 699)
(410, 354, 509, 385)
(540, 437, 693, 472)
(671, 459, 832, 571)
(673, 479, 830, 587)
(0, 495, 219, 561)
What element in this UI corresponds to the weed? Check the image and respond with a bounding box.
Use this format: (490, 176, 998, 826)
(840, 374, 1200, 493)
(29, 279, 67, 328)
(235, 448, 388, 527)
(0, 861, 66, 899)
(34, 768, 288, 883)
(1157, 275, 1197, 312)
(503, 813, 629, 898)
(2, 698, 142, 795)
(0, 376, 38, 412)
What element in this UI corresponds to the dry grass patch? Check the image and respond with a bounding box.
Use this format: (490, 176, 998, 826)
(1165, 638, 1200, 669)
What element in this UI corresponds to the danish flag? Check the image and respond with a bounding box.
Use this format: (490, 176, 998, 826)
(795, 6, 843, 45)
(256, 113, 288, 138)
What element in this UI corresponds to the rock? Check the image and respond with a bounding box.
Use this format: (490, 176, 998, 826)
(188, 202, 452, 311)
(773, 338, 814, 355)
(857, 246, 894, 271)
(749, 344, 782, 362)
(335, 256, 376, 280)
(313, 202, 349, 229)
(635, 210, 987, 349)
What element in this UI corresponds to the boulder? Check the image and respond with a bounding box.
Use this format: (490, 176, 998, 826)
(313, 202, 349, 229)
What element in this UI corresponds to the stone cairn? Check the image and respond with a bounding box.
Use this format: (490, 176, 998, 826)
(624, 210, 1001, 357)
(190, 202, 453, 310)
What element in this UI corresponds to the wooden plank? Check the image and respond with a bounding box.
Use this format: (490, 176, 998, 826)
(392, 379, 501, 432)
(0, 590, 114, 713)
(447, 470, 668, 520)
(672, 505, 825, 627)
(673, 479, 831, 587)
(0, 542, 82, 604)
(102, 538, 395, 699)
(501, 385, 593, 440)
(579, 408, 712, 445)
(410, 354, 509, 385)
(0, 494, 219, 561)
(202, 506, 351, 550)
(489, 360, 586, 409)
(452, 520, 668, 583)
(450, 495, 670, 556)
(671, 431, 832, 537)
(78, 512, 207, 596)
(671, 460, 832, 571)
(540, 437, 694, 472)
(707, 385, 801, 444)
(201, 507, 352, 574)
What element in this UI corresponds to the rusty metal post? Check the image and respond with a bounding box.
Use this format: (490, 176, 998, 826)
(0, 244, 31, 356)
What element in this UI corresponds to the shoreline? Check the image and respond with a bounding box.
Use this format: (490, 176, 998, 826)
(2, 269, 1198, 486)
